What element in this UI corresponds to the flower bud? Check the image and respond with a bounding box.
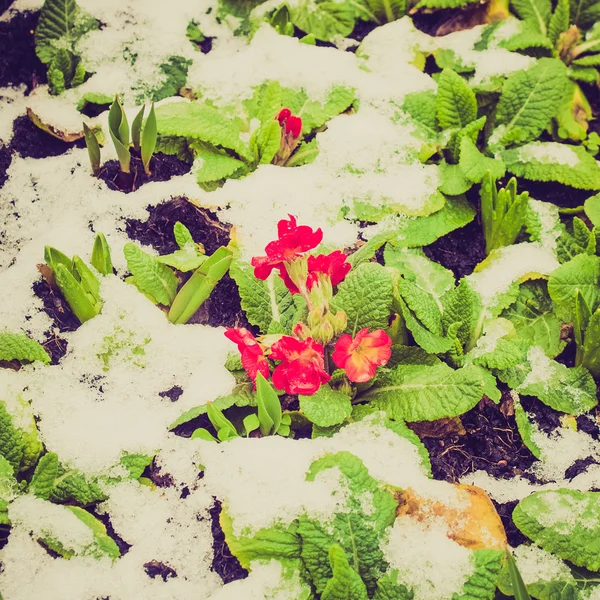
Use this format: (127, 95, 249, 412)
(277, 108, 291, 125)
(285, 116, 302, 138)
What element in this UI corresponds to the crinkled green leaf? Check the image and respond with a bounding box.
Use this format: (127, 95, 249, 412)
(439, 162, 472, 196)
(548, 254, 600, 318)
(297, 451, 397, 594)
(372, 571, 414, 600)
(362, 362, 485, 422)
(0, 333, 50, 364)
(459, 137, 506, 183)
(442, 279, 484, 353)
(333, 262, 393, 335)
(509, 0, 552, 35)
(193, 143, 246, 184)
(66, 506, 120, 559)
(322, 544, 368, 600)
(490, 59, 570, 149)
(391, 195, 476, 248)
(230, 260, 296, 334)
(501, 143, 600, 190)
(454, 549, 505, 600)
(299, 385, 352, 427)
(401, 91, 439, 134)
(156, 101, 253, 161)
(251, 119, 281, 165)
(289, 0, 356, 41)
(514, 490, 600, 571)
(502, 281, 564, 358)
(150, 56, 191, 102)
(548, 0, 570, 45)
(301, 86, 356, 133)
(119, 453, 154, 480)
(436, 69, 478, 130)
(29, 452, 59, 500)
(584, 193, 600, 228)
(49, 465, 107, 505)
(123, 243, 179, 306)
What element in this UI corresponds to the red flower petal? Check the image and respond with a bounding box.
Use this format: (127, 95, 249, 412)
(277, 108, 291, 125)
(332, 328, 392, 383)
(306, 250, 351, 290)
(285, 116, 302, 138)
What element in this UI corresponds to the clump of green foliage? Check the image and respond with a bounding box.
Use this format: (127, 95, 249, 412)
(124, 222, 233, 324)
(43, 233, 112, 324)
(35, 0, 99, 95)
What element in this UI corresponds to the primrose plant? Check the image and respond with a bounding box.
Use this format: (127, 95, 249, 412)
(83, 96, 158, 179)
(124, 222, 233, 324)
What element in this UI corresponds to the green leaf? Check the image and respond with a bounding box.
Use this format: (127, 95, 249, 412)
(300, 86, 356, 134)
(502, 281, 563, 357)
(54, 263, 99, 324)
(392, 195, 476, 247)
(362, 363, 485, 422)
(514, 490, 600, 571)
(436, 69, 478, 130)
(506, 552, 533, 600)
(119, 453, 154, 480)
(512, 393, 542, 459)
(141, 103, 157, 175)
(361, 0, 406, 23)
(66, 506, 121, 559)
(49, 465, 107, 505)
(297, 451, 397, 594)
(442, 279, 483, 353)
(221, 511, 302, 570)
(193, 144, 246, 184)
(584, 193, 600, 228)
(332, 263, 394, 335)
(299, 385, 352, 427)
(29, 452, 59, 499)
(490, 59, 570, 149)
(123, 243, 179, 306)
(91, 233, 113, 276)
(289, 0, 356, 41)
(322, 545, 369, 600)
(414, 0, 480, 9)
(252, 119, 281, 165)
(256, 373, 282, 435)
(548, 254, 600, 317)
(286, 138, 319, 168)
(372, 571, 414, 600)
(168, 385, 255, 430)
(401, 91, 439, 134)
(438, 163, 472, 196)
(500, 143, 600, 190)
(131, 105, 144, 152)
(150, 56, 191, 102)
(459, 137, 505, 183)
(83, 122, 101, 175)
(230, 260, 296, 334)
(0, 332, 50, 364)
(581, 309, 600, 377)
(0, 402, 25, 474)
(455, 549, 505, 600)
(509, 0, 552, 35)
(549, 0, 570, 45)
(156, 101, 253, 161)
(35, 0, 98, 64)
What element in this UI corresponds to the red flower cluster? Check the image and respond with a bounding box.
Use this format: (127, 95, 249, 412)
(277, 107, 302, 138)
(224, 328, 269, 385)
(251, 216, 351, 297)
(332, 328, 392, 383)
(270, 336, 330, 395)
(306, 250, 351, 291)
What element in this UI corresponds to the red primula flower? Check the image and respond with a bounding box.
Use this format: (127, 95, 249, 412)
(306, 250, 351, 290)
(332, 328, 392, 383)
(269, 336, 330, 395)
(224, 327, 270, 383)
(285, 116, 302, 138)
(251, 215, 323, 282)
(277, 108, 291, 125)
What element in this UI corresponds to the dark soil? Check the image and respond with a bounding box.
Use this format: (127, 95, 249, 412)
(419, 395, 537, 483)
(10, 115, 85, 159)
(144, 560, 178, 581)
(144, 459, 175, 488)
(0, 145, 11, 188)
(493, 500, 529, 547)
(423, 197, 486, 278)
(159, 385, 184, 402)
(209, 500, 248, 584)
(171, 412, 212, 439)
(0, 10, 46, 92)
(31, 278, 80, 364)
(98, 152, 191, 193)
(517, 179, 591, 210)
(125, 197, 250, 329)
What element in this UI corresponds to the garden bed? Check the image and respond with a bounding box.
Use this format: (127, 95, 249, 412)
(1, 0, 600, 598)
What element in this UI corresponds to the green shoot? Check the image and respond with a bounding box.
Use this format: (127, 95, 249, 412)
(131, 105, 144, 152)
(243, 413, 260, 437)
(480, 173, 529, 255)
(191, 403, 239, 442)
(91, 233, 113, 276)
(506, 551, 531, 600)
(82, 123, 101, 175)
(44, 240, 103, 324)
(141, 103, 157, 176)
(255, 373, 282, 436)
(167, 246, 233, 324)
(108, 95, 131, 174)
